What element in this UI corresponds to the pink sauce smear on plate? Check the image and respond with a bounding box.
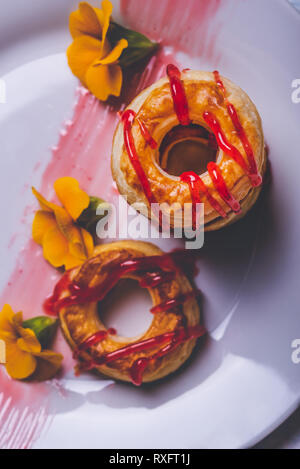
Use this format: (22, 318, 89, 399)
(121, 0, 223, 61)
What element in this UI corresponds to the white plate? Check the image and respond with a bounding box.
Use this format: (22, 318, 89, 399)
(0, 0, 300, 449)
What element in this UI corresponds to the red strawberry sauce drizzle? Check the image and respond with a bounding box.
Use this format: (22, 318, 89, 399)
(207, 162, 241, 213)
(213, 70, 262, 187)
(121, 109, 158, 208)
(166, 64, 190, 126)
(73, 328, 117, 359)
(180, 171, 227, 229)
(44, 250, 199, 315)
(150, 289, 201, 314)
(121, 65, 263, 228)
(78, 325, 206, 386)
(43, 250, 204, 385)
(121, 109, 162, 226)
(136, 116, 158, 150)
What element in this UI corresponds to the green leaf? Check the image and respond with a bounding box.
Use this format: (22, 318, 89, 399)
(77, 196, 111, 236)
(108, 22, 159, 68)
(22, 317, 58, 349)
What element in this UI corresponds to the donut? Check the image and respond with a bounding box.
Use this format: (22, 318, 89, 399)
(46, 241, 204, 385)
(111, 66, 268, 231)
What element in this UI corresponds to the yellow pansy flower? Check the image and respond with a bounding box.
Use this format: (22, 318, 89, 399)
(32, 177, 94, 270)
(67, 0, 128, 101)
(0, 305, 63, 381)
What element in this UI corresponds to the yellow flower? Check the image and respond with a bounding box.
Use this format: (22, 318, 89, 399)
(67, 1, 128, 101)
(32, 177, 94, 270)
(0, 305, 63, 381)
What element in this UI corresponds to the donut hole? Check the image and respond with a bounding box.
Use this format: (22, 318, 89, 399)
(98, 278, 153, 338)
(159, 124, 218, 177)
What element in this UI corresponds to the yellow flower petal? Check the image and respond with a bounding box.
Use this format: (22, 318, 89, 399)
(32, 181, 94, 269)
(85, 62, 123, 101)
(16, 330, 41, 355)
(68, 239, 88, 261)
(43, 225, 69, 268)
(5, 342, 37, 380)
(0, 304, 17, 342)
(66, 1, 126, 102)
(93, 38, 128, 66)
(69, 2, 102, 39)
(99, 0, 113, 56)
(63, 253, 85, 270)
(10, 312, 41, 351)
(54, 207, 88, 259)
(32, 350, 63, 382)
(54, 177, 90, 220)
(81, 228, 94, 257)
(12, 311, 23, 328)
(32, 211, 57, 245)
(32, 187, 57, 213)
(63, 228, 93, 270)
(0, 305, 63, 382)
(11, 312, 27, 339)
(67, 35, 102, 85)
(93, 7, 105, 30)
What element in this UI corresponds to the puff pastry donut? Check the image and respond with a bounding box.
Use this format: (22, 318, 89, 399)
(52, 241, 203, 385)
(111, 66, 267, 231)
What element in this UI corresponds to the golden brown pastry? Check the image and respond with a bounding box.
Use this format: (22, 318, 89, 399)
(57, 241, 203, 385)
(111, 66, 267, 231)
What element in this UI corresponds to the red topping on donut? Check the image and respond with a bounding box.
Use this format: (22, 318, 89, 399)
(139, 271, 175, 288)
(213, 70, 262, 187)
(150, 290, 201, 314)
(136, 117, 158, 150)
(207, 162, 241, 213)
(213, 70, 227, 95)
(121, 109, 162, 225)
(83, 328, 194, 367)
(79, 325, 206, 385)
(120, 67, 262, 224)
(180, 171, 227, 225)
(203, 111, 251, 177)
(167, 64, 190, 126)
(119, 110, 157, 150)
(129, 325, 206, 386)
(130, 357, 149, 386)
(46, 250, 203, 386)
(74, 289, 204, 385)
(73, 328, 116, 359)
(180, 171, 202, 230)
(44, 251, 197, 315)
(122, 109, 158, 208)
(226, 103, 262, 187)
(43, 272, 72, 316)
